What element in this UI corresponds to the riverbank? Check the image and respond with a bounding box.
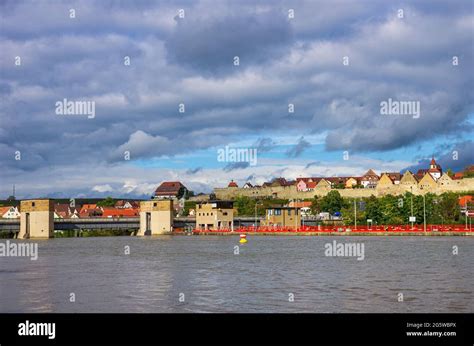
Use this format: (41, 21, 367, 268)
(188, 231, 473, 236)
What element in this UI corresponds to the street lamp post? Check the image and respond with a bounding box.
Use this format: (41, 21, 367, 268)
(254, 201, 262, 231)
(295, 199, 299, 230)
(423, 194, 426, 233)
(354, 198, 357, 230)
(410, 187, 414, 229)
(302, 208, 305, 228)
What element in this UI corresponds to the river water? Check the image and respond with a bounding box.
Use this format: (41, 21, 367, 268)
(0, 236, 472, 313)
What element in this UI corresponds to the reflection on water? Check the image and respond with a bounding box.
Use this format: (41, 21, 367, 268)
(0, 236, 473, 313)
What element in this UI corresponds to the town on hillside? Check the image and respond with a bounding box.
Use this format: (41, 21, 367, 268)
(1, 159, 473, 221)
(224, 158, 472, 191)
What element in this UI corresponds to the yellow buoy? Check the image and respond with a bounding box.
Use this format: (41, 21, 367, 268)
(239, 234, 247, 243)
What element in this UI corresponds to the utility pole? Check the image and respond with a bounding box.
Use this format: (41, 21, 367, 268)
(295, 199, 298, 230)
(410, 187, 414, 229)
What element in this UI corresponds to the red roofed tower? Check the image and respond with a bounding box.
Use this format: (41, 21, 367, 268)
(228, 180, 238, 188)
(428, 156, 442, 180)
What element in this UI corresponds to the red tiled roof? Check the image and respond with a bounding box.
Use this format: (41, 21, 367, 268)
(81, 204, 97, 212)
(56, 211, 68, 218)
(459, 196, 473, 207)
(288, 201, 312, 208)
(101, 208, 139, 218)
(363, 169, 378, 177)
(0, 206, 11, 215)
(417, 169, 428, 175)
(296, 177, 313, 183)
(228, 180, 238, 187)
(325, 177, 348, 184)
(381, 172, 401, 181)
(272, 177, 289, 186)
(155, 181, 186, 196)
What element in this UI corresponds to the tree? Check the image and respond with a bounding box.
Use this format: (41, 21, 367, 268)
(310, 196, 321, 215)
(341, 200, 366, 226)
(234, 196, 256, 217)
(97, 197, 115, 207)
(365, 195, 383, 224)
(437, 192, 461, 223)
(177, 187, 188, 199)
(183, 201, 197, 216)
(320, 190, 345, 214)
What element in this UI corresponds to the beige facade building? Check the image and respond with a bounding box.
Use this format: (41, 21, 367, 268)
(345, 177, 358, 188)
(18, 199, 54, 239)
(378, 174, 394, 188)
(316, 179, 332, 189)
(138, 200, 173, 236)
(400, 170, 418, 188)
(437, 173, 454, 187)
(196, 201, 234, 231)
(214, 176, 474, 200)
(418, 173, 437, 191)
(261, 206, 301, 229)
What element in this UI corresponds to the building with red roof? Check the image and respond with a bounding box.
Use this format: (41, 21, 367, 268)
(101, 207, 139, 218)
(428, 157, 442, 180)
(154, 181, 188, 199)
(228, 180, 238, 188)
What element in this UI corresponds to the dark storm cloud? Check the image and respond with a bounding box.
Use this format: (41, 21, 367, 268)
(403, 140, 474, 173)
(223, 161, 250, 172)
(186, 167, 203, 174)
(0, 0, 473, 197)
(254, 137, 276, 153)
(245, 174, 256, 182)
(286, 137, 311, 158)
(165, 9, 293, 74)
(305, 161, 321, 169)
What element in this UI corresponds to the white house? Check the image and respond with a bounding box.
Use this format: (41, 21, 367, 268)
(0, 206, 20, 219)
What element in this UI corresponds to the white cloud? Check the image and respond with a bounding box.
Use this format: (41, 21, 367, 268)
(92, 184, 114, 193)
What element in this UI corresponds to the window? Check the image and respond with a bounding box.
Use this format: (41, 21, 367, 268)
(32, 202, 35, 207)
(275, 209, 281, 215)
(288, 209, 291, 216)
(223, 212, 228, 216)
(153, 202, 157, 207)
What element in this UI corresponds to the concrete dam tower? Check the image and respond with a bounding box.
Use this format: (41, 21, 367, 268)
(18, 199, 54, 239)
(138, 200, 173, 236)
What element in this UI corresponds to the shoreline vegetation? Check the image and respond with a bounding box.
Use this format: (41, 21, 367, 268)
(0, 190, 472, 238)
(187, 191, 472, 226)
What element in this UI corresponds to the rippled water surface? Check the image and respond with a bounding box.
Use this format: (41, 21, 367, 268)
(0, 236, 472, 313)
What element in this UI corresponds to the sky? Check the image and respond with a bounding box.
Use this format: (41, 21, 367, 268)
(0, 0, 473, 199)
